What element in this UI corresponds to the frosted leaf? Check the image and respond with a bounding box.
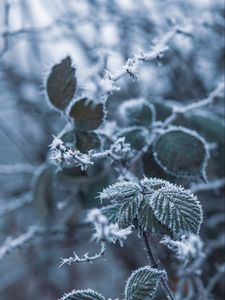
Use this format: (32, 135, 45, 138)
(119, 98, 156, 127)
(59, 288, 105, 300)
(153, 126, 209, 179)
(101, 204, 121, 224)
(149, 185, 203, 235)
(125, 266, 166, 300)
(99, 181, 141, 203)
(140, 177, 172, 193)
(117, 196, 139, 229)
(138, 196, 170, 234)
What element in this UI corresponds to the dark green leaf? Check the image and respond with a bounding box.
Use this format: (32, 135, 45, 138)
(70, 98, 105, 131)
(101, 204, 121, 224)
(60, 289, 105, 300)
(100, 181, 141, 203)
(46, 56, 76, 110)
(153, 127, 209, 179)
(139, 196, 170, 234)
(149, 186, 203, 235)
(119, 98, 155, 127)
(125, 266, 165, 300)
(118, 197, 139, 229)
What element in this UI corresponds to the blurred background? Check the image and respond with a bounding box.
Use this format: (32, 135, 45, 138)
(0, 0, 224, 299)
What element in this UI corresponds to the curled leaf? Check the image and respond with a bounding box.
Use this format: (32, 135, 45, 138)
(46, 56, 76, 110)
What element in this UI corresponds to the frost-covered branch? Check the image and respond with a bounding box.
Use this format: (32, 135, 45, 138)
(191, 177, 225, 193)
(0, 164, 36, 175)
(0, 193, 32, 217)
(49, 136, 93, 170)
(0, 227, 43, 260)
(0, 225, 75, 260)
(206, 263, 225, 293)
(59, 240, 106, 267)
(100, 24, 194, 98)
(173, 81, 224, 114)
(59, 208, 131, 267)
(49, 136, 130, 171)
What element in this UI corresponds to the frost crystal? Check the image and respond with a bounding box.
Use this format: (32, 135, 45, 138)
(161, 234, 204, 265)
(49, 136, 93, 170)
(86, 209, 132, 246)
(122, 58, 139, 80)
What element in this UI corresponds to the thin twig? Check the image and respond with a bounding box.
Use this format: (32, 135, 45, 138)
(59, 240, 106, 267)
(0, 193, 32, 217)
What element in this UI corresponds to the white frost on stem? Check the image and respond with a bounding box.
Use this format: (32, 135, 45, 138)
(87, 208, 132, 246)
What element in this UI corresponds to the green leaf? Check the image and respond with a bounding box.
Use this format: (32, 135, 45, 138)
(142, 148, 174, 181)
(46, 56, 76, 110)
(118, 127, 148, 150)
(60, 289, 105, 300)
(140, 178, 172, 193)
(118, 197, 139, 229)
(101, 204, 121, 224)
(138, 197, 170, 234)
(149, 186, 203, 235)
(125, 266, 165, 300)
(70, 98, 105, 131)
(75, 130, 101, 152)
(153, 127, 209, 179)
(100, 181, 141, 203)
(119, 98, 155, 127)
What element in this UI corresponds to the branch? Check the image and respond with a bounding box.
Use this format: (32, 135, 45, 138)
(191, 177, 225, 193)
(0, 193, 32, 217)
(59, 240, 106, 267)
(173, 81, 224, 114)
(206, 263, 225, 293)
(0, 164, 36, 175)
(0, 227, 43, 260)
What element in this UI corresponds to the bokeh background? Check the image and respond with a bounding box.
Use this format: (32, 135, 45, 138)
(0, 0, 224, 299)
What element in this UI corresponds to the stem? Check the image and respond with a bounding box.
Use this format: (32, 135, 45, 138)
(143, 232, 174, 300)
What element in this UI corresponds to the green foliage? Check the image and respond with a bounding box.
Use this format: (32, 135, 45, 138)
(101, 204, 121, 223)
(119, 98, 155, 127)
(138, 196, 170, 234)
(149, 186, 203, 235)
(125, 266, 165, 300)
(100, 178, 203, 236)
(100, 181, 141, 203)
(117, 196, 139, 228)
(153, 127, 209, 179)
(60, 289, 105, 300)
(69, 98, 105, 131)
(46, 56, 76, 110)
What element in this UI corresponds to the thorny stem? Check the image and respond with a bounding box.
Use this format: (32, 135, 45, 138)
(143, 232, 174, 300)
